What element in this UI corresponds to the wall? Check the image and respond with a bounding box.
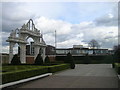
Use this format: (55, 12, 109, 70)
(26, 56, 34, 64)
(48, 55, 56, 62)
(1, 54, 35, 64)
(1, 54, 9, 64)
(1, 54, 56, 64)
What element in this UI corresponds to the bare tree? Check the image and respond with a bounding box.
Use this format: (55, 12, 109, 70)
(88, 39, 100, 54)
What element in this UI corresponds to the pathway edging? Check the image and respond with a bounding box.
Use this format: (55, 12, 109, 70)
(1, 73, 52, 88)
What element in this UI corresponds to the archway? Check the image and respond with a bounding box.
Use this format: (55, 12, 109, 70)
(13, 43, 19, 55)
(6, 19, 47, 64)
(26, 37, 34, 55)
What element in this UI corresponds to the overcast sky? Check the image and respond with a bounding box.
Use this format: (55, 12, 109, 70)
(1, 1, 118, 53)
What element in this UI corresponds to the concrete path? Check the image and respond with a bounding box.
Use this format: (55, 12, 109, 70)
(14, 64, 118, 88)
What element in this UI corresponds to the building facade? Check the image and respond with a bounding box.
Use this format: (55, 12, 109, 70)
(51, 45, 110, 56)
(46, 45, 56, 55)
(20, 44, 111, 56)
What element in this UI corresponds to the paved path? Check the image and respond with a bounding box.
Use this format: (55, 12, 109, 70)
(15, 64, 118, 88)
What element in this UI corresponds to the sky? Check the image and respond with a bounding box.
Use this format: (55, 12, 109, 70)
(1, 1, 118, 53)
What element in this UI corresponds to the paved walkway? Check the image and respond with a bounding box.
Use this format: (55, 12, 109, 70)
(15, 64, 118, 88)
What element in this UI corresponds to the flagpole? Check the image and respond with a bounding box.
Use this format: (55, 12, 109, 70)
(55, 30, 57, 56)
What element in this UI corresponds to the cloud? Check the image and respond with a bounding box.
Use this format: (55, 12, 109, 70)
(94, 4, 118, 26)
(34, 16, 118, 49)
(1, 2, 118, 53)
(2, 32, 9, 47)
(1, 46, 9, 53)
(35, 16, 72, 35)
(2, 2, 36, 33)
(43, 33, 55, 45)
(94, 14, 118, 26)
(2, 3, 35, 21)
(34, 16, 73, 45)
(2, 15, 118, 53)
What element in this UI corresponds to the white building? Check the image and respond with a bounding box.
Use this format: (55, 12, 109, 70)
(56, 45, 109, 56)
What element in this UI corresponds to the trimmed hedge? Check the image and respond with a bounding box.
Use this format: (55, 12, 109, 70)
(56, 55, 113, 64)
(48, 64, 70, 73)
(66, 53, 75, 69)
(44, 56, 50, 63)
(2, 67, 48, 84)
(11, 54, 21, 65)
(2, 64, 70, 84)
(114, 63, 120, 74)
(2, 65, 45, 72)
(34, 54, 43, 65)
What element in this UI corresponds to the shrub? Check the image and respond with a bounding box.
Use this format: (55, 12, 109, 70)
(56, 56, 66, 62)
(2, 64, 70, 84)
(11, 54, 21, 65)
(112, 55, 115, 68)
(2, 67, 48, 84)
(66, 53, 75, 69)
(70, 62, 75, 69)
(51, 60, 64, 64)
(114, 63, 120, 74)
(56, 55, 114, 64)
(112, 63, 115, 68)
(83, 54, 91, 64)
(114, 45, 120, 63)
(34, 54, 43, 65)
(44, 56, 50, 63)
(48, 64, 70, 73)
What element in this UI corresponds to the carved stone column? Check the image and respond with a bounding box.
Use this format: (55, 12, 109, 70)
(42, 47, 46, 62)
(9, 42, 15, 63)
(34, 46, 40, 60)
(19, 43, 26, 63)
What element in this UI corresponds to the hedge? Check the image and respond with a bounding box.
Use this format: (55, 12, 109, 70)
(2, 65, 45, 72)
(56, 55, 113, 64)
(2, 67, 48, 84)
(48, 64, 70, 73)
(2, 64, 70, 84)
(114, 63, 120, 74)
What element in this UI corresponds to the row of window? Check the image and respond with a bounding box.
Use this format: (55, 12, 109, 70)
(56, 49, 109, 55)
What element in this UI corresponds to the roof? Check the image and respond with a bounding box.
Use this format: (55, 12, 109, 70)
(56, 48, 108, 50)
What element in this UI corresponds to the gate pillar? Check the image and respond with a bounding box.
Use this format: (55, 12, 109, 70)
(9, 42, 15, 63)
(20, 43, 26, 63)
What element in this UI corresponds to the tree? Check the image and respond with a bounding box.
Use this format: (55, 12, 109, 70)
(11, 54, 21, 65)
(88, 39, 100, 54)
(114, 45, 120, 63)
(34, 54, 43, 65)
(44, 56, 50, 63)
(66, 52, 75, 69)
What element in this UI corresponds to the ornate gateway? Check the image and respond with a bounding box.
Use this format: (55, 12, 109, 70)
(6, 19, 47, 63)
